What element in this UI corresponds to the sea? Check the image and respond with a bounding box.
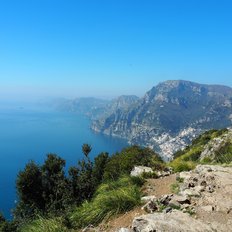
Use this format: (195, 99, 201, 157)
(0, 103, 128, 219)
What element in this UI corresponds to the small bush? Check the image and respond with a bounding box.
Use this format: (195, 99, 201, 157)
(170, 160, 195, 173)
(141, 171, 158, 179)
(103, 145, 163, 180)
(182, 147, 202, 162)
(201, 157, 213, 164)
(171, 182, 180, 194)
(176, 176, 184, 183)
(130, 176, 146, 187)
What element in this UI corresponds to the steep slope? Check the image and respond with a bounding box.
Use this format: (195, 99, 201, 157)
(92, 80, 232, 159)
(170, 128, 232, 171)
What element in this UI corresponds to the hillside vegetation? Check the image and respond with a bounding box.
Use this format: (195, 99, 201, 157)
(170, 128, 232, 172)
(0, 145, 163, 232)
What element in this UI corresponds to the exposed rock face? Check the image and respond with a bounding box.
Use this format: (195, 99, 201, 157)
(130, 165, 232, 232)
(92, 80, 232, 160)
(132, 210, 213, 232)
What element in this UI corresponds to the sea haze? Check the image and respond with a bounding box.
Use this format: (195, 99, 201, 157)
(0, 103, 128, 219)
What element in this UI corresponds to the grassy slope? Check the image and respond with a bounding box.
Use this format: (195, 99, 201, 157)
(169, 128, 232, 172)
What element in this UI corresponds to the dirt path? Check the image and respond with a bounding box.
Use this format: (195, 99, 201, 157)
(143, 174, 176, 197)
(99, 174, 176, 232)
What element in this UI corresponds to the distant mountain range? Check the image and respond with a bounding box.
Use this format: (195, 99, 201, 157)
(53, 80, 232, 160)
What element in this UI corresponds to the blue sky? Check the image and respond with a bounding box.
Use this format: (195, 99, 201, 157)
(0, 0, 232, 100)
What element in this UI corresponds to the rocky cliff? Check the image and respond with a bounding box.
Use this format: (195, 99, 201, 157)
(92, 80, 232, 160)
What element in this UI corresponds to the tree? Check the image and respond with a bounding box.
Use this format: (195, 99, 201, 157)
(15, 154, 72, 219)
(0, 213, 17, 232)
(82, 144, 92, 158)
(15, 161, 44, 218)
(69, 158, 94, 203)
(92, 152, 109, 186)
(42, 154, 71, 213)
(68, 144, 106, 204)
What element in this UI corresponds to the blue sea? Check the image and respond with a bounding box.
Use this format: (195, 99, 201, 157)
(0, 103, 128, 219)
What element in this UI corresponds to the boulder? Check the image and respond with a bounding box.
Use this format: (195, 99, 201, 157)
(130, 166, 153, 177)
(201, 205, 215, 212)
(169, 195, 191, 208)
(179, 171, 191, 180)
(159, 194, 173, 205)
(181, 188, 201, 197)
(173, 195, 191, 205)
(141, 196, 156, 203)
(142, 200, 158, 213)
(132, 210, 213, 232)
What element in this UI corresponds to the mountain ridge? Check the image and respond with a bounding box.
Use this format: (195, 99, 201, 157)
(92, 80, 232, 159)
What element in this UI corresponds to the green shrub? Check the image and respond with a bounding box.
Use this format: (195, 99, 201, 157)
(171, 182, 180, 194)
(70, 176, 141, 228)
(214, 142, 232, 163)
(130, 176, 146, 187)
(182, 147, 202, 162)
(103, 145, 163, 180)
(170, 160, 195, 173)
(176, 176, 184, 183)
(201, 157, 213, 164)
(141, 171, 158, 179)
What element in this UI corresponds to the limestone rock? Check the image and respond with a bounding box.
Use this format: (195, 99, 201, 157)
(117, 228, 131, 232)
(141, 196, 156, 203)
(130, 166, 153, 177)
(142, 200, 158, 213)
(132, 210, 213, 232)
(169, 195, 191, 208)
(159, 194, 173, 206)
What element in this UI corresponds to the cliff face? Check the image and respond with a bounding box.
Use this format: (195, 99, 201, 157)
(92, 80, 232, 159)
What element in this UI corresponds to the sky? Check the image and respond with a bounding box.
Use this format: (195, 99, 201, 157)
(0, 0, 232, 101)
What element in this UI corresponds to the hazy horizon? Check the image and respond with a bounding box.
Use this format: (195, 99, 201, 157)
(1, 78, 232, 105)
(0, 1, 232, 102)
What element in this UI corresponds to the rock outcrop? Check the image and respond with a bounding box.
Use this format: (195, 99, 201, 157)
(130, 166, 154, 177)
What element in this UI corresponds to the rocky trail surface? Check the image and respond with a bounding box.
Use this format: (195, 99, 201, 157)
(130, 165, 232, 232)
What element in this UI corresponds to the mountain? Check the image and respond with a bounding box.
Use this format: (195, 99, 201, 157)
(51, 95, 139, 120)
(92, 80, 232, 160)
(50, 97, 109, 119)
